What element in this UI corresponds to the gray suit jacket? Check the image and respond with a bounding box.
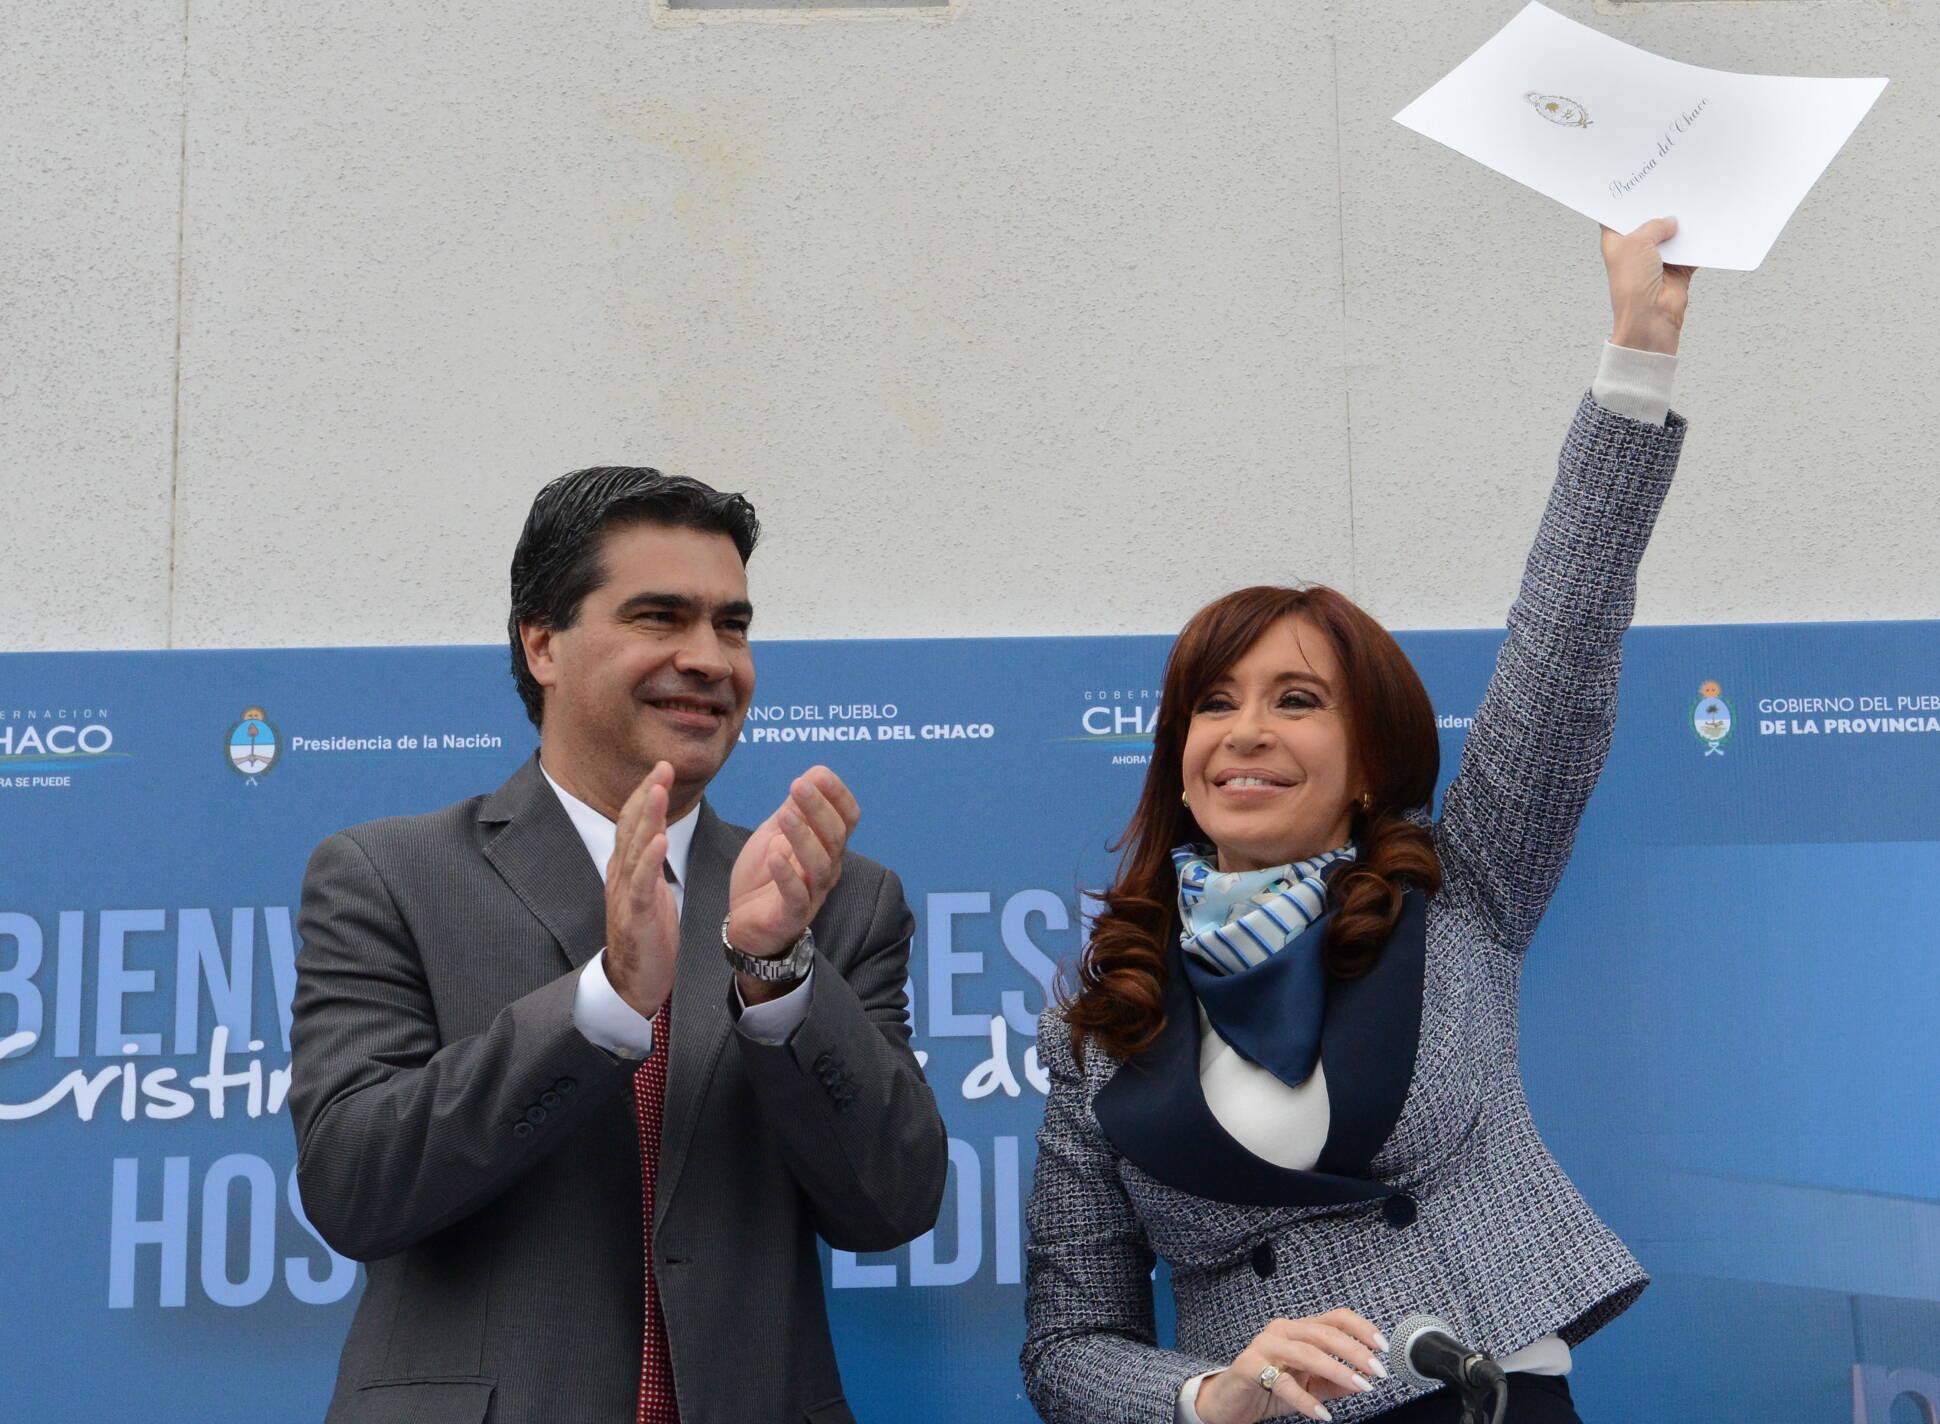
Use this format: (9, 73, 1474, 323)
(1022, 395, 1688, 1422)
(290, 755, 948, 1424)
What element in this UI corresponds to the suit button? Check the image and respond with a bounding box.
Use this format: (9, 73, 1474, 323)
(1250, 1241, 1276, 1279)
(540, 1091, 561, 1109)
(554, 1077, 578, 1095)
(813, 1052, 834, 1074)
(1383, 1194, 1418, 1230)
(525, 1105, 548, 1125)
(513, 1121, 534, 1139)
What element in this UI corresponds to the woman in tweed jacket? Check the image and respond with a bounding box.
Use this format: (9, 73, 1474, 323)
(1022, 223, 1694, 1424)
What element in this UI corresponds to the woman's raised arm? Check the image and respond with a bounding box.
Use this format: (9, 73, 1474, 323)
(1433, 222, 1694, 953)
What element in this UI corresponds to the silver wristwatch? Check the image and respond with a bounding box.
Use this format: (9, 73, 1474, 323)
(720, 917, 816, 983)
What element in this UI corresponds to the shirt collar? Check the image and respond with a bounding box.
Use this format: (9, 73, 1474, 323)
(540, 764, 699, 890)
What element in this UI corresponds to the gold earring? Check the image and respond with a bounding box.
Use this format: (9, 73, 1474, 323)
(1181, 791, 1191, 809)
(1358, 793, 1373, 813)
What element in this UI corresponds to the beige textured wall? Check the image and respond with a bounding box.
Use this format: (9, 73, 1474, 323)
(3, 0, 1929, 652)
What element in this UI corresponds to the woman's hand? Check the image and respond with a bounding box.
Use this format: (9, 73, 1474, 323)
(1602, 217, 1696, 356)
(1191, 1310, 1389, 1423)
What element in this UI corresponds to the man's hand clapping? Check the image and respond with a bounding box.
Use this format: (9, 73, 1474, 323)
(603, 762, 684, 1020)
(725, 767, 860, 998)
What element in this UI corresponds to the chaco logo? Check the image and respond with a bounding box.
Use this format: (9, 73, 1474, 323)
(1526, 92, 1592, 128)
(0, 708, 120, 765)
(227, 708, 280, 782)
(1692, 681, 1733, 757)
(1055, 688, 1161, 747)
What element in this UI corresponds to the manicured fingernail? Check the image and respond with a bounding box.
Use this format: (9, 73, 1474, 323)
(1372, 1331, 1390, 1353)
(1370, 1357, 1390, 1379)
(1349, 1372, 1372, 1393)
(1310, 1408, 1333, 1423)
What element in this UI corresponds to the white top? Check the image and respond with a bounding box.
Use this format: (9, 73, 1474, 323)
(544, 767, 814, 1059)
(1174, 345, 1674, 1422)
(1197, 1005, 1331, 1170)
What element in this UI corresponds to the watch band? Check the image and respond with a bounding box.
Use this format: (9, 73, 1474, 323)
(720, 918, 815, 983)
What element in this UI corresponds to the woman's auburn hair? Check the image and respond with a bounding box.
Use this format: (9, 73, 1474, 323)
(1063, 585, 1443, 1063)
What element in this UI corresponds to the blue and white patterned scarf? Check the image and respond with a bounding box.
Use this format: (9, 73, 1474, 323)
(1172, 843, 1357, 975)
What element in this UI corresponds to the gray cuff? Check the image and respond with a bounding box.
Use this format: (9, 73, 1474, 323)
(1591, 340, 1678, 426)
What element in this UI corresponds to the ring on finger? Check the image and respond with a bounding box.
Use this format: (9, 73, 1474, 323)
(1257, 1364, 1281, 1393)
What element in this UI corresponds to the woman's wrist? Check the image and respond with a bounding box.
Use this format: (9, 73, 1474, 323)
(1610, 318, 1681, 356)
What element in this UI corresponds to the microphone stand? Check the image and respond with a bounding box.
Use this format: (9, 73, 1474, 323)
(1457, 1372, 1507, 1424)
(1392, 1315, 1509, 1424)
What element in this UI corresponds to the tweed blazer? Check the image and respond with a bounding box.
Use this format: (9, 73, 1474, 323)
(290, 756, 948, 1424)
(1022, 394, 1688, 1424)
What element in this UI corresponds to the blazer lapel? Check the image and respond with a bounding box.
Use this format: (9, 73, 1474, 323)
(478, 755, 608, 971)
(653, 801, 739, 1228)
(1093, 889, 1428, 1210)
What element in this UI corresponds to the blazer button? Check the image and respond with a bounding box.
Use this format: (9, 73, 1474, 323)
(554, 1077, 577, 1095)
(513, 1121, 534, 1139)
(540, 1091, 561, 1109)
(1250, 1241, 1276, 1279)
(525, 1105, 548, 1126)
(1383, 1194, 1418, 1230)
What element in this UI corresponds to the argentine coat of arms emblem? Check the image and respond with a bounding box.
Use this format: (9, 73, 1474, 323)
(227, 708, 280, 781)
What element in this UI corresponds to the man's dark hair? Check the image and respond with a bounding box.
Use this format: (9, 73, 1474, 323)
(507, 466, 760, 728)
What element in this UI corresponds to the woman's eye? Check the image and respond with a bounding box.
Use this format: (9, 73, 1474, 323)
(1279, 692, 1319, 711)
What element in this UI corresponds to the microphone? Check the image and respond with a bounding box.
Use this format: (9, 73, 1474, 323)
(1391, 1315, 1508, 1424)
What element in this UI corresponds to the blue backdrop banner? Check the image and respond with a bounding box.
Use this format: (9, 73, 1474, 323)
(2, 622, 1937, 1423)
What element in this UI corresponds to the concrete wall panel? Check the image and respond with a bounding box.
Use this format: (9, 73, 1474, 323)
(1, 3, 183, 651)
(167, 1, 1349, 648)
(7, 0, 1933, 650)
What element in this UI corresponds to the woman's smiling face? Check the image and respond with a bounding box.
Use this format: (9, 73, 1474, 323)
(1180, 615, 1362, 873)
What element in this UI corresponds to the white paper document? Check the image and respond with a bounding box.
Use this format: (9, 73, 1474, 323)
(1394, 2, 1886, 270)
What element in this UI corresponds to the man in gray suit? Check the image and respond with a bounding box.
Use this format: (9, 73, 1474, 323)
(290, 468, 948, 1424)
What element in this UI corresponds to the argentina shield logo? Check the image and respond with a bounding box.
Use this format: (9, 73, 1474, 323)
(227, 707, 280, 780)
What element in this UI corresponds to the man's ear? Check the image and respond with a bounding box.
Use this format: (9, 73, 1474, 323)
(520, 621, 559, 692)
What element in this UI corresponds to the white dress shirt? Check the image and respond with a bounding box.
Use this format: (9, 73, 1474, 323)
(544, 767, 813, 1060)
(1175, 349, 1674, 1422)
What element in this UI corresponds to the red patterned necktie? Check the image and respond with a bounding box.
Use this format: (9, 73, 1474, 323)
(633, 999, 677, 1423)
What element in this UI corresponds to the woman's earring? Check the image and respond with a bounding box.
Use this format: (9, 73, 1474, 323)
(1358, 793, 1373, 813)
(1181, 791, 1191, 809)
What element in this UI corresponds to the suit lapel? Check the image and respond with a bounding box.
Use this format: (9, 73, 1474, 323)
(1092, 889, 1428, 1209)
(654, 801, 739, 1228)
(478, 755, 608, 971)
